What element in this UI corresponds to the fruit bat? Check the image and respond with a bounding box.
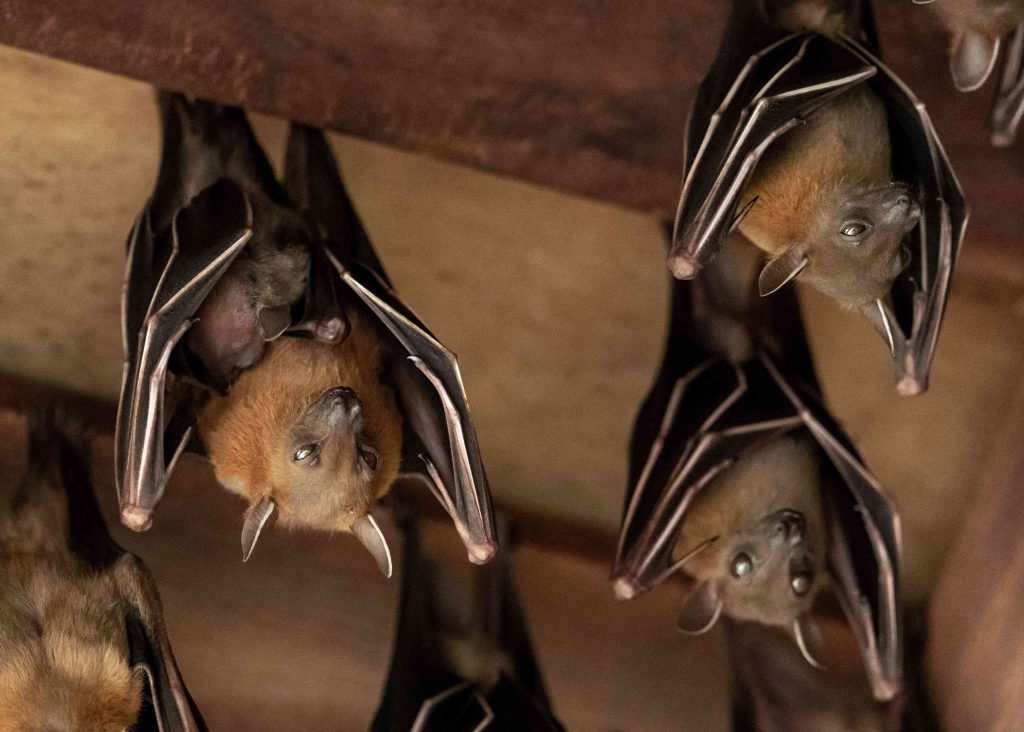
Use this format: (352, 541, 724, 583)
(669, 0, 967, 394)
(0, 409, 205, 731)
(115, 92, 497, 572)
(915, 0, 1024, 146)
(611, 237, 903, 702)
(371, 509, 564, 732)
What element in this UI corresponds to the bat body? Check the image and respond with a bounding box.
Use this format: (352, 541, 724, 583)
(669, 0, 967, 393)
(372, 513, 563, 732)
(921, 0, 1024, 146)
(0, 410, 204, 731)
(613, 237, 902, 701)
(739, 2, 920, 308)
(675, 434, 827, 631)
(116, 94, 497, 569)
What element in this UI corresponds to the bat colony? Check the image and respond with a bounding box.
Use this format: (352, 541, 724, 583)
(2, 0, 991, 727)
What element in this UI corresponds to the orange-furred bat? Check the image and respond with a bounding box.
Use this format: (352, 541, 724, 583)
(115, 94, 497, 575)
(669, 0, 966, 393)
(0, 409, 204, 731)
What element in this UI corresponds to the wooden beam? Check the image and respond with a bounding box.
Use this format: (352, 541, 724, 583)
(1, 0, 1023, 261)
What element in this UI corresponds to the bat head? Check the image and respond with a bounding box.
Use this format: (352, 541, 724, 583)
(198, 321, 403, 571)
(758, 184, 919, 307)
(676, 436, 827, 632)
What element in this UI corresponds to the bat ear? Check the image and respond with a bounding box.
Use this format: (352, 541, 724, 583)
(950, 29, 1000, 92)
(352, 513, 393, 578)
(241, 496, 276, 562)
(758, 248, 808, 297)
(792, 614, 825, 669)
(676, 580, 723, 635)
(258, 304, 292, 341)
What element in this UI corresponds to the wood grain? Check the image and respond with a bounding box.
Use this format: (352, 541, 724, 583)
(1, 0, 1022, 271)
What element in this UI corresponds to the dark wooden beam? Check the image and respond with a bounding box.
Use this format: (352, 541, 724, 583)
(0, 1, 1022, 258)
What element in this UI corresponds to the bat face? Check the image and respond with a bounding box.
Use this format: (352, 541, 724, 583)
(791, 184, 919, 306)
(198, 312, 403, 535)
(678, 435, 826, 628)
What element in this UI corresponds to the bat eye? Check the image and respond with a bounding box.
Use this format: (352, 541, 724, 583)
(729, 552, 754, 578)
(358, 444, 379, 471)
(293, 444, 317, 463)
(791, 572, 812, 597)
(839, 221, 869, 239)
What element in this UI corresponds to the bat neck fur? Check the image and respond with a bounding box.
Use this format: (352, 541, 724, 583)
(0, 484, 142, 731)
(198, 307, 403, 530)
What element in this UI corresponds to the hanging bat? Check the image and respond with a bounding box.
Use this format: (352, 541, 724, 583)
(371, 508, 564, 732)
(915, 0, 1024, 146)
(612, 237, 903, 702)
(0, 408, 205, 732)
(669, 0, 967, 394)
(115, 92, 497, 573)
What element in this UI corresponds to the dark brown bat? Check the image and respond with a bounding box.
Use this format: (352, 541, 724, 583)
(669, 0, 967, 394)
(372, 509, 564, 732)
(612, 236, 902, 702)
(115, 93, 497, 573)
(916, 0, 1024, 146)
(0, 408, 204, 732)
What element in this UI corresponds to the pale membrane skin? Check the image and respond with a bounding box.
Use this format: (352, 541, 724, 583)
(198, 307, 404, 533)
(676, 435, 827, 627)
(0, 480, 142, 732)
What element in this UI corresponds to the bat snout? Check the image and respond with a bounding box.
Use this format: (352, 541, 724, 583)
(312, 386, 364, 430)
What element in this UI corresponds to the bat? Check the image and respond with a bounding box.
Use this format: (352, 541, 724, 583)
(0, 408, 205, 732)
(669, 0, 968, 394)
(611, 236, 903, 702)
(915, 0, 1024, 147)
(115, 92, 497, 572)
(371, 508, 564, 732)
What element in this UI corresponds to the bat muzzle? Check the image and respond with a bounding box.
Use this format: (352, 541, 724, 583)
(308, 386, 365, 431)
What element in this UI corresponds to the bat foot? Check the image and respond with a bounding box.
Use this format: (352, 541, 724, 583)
(121, 506, 154, 532)
(611, 576, 640, 601)
(467, 540, 497, 565)
(895, 376, 924, 396)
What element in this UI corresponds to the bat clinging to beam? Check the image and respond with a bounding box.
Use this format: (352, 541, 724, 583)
(372, 510, 564, 732)
(670, 0, 967, 394)
(116, 93, 497, 573)
(916, 0, 1024, 147)
(612, 239, 903, 702)
(0, 409, 204, 732)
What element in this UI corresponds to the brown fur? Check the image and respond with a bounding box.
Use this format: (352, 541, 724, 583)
(677, 435, 827, 627)
(0, 478, 142, 732)
(739, 86, 891, 258)
(197, 307, 404, 532)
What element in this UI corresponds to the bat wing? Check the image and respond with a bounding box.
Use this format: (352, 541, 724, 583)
(283, 125, 498, 564)
(115, 556, 208, 732)
(670, 11, 874, 277)
(763, 354, 902, 702)
(839, 38, 969, 395)
(991, 22, 1024, 147)
(613, 355, 803, 600)
(115, 180, 252, 531)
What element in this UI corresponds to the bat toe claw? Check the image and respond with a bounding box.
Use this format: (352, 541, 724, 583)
(120, 506, 154, 532)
